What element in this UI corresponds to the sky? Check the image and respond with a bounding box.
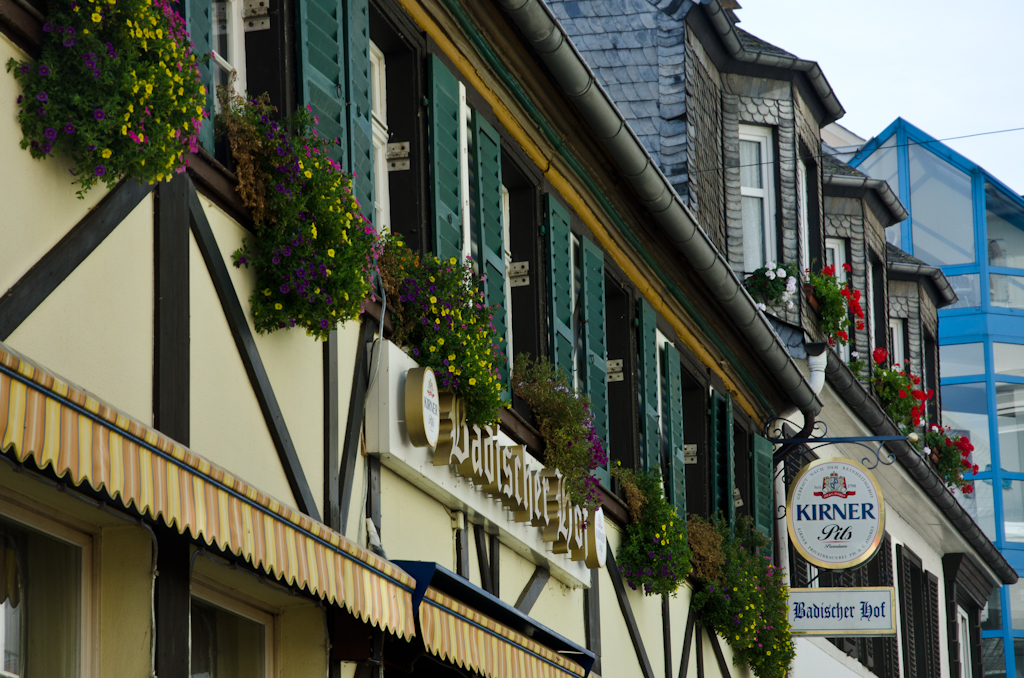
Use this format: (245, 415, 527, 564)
(736, 0, 1024, 194)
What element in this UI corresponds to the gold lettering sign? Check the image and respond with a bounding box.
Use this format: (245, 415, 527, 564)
(405, 371, 604, 568)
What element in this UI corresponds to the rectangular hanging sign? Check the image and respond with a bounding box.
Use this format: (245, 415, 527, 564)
(788, 587, 897, 636)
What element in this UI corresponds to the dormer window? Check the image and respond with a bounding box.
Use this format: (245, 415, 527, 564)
(739, 125, 776, 274)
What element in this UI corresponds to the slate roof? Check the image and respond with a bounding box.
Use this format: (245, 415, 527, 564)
(886, 242, 928, 267)
(821, 151, 866, 179)
(734, 27, 796, 58)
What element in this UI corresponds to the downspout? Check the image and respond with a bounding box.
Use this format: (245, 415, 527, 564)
(497, 0, 822, 427)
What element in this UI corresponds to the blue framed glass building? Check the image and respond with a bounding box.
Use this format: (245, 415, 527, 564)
(851, 118, 1024, 677)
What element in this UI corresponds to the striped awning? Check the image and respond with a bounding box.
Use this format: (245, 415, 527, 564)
(419, 586, 586, 678)
(0, 342, 416, 640)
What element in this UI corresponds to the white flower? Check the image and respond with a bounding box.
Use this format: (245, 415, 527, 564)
(931, 424, 940, 432)
(851, 351, 860, 358)
(777, 268, 787, 279)
(923, 447, 931, 455)
(787, 300, 795, 310)
(786, 276, 797, 292)
(756, 302, 767, 312)
(766, 270, 776, 280)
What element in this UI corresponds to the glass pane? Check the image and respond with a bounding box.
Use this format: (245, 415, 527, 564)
(943, 383, 992, 471)
(741, 196, 764, 271)
(947, 274, 983, 310)
(213, 2, 230, 59)
(909, 144, 975, 265)
(987, 182, 1024, 270)
(0, 515, 81, 678)
(942, 343, 986, 377)
(885, 224, 901, 248)
(982, 588, 1003, 630)
(962, 476, 996, 541)
(1005, 480, 1024, 543)
(991, 275, 1024, 309)
(995, 344, 1024, 377)
(999, 384, 1024, 473)
(1011, 583, 1024, 629)
(1016, 638, 1024, 678)
(982, 637, 1004, 678)
(858, 135, 900, 198)
(740, 140, 762, 188)
(191, 598, 265, 678)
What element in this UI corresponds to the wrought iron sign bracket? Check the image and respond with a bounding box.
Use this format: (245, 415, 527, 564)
(763, 417, 914, 480)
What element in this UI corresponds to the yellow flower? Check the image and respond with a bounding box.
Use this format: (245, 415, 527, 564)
(304, 171, 312, 178)
(101, 148, 112, 159)
(437, 337, 444, 345)
(430, 296, 438, 304)
(91, 12, 101, 21)
(449, 257, 457, 265)
(83, 28, 89, 34)
(429, 346, 436, 353)
(448, 354, 455, 361)
(263, 289, 271, 296)
(274, 303, 283, 310)
(469, 378, 476, 385)
(326, 249, 335, 258)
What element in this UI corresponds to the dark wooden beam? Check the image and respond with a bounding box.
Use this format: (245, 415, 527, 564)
(339, 320, 373, 533)
(606, 546, 655, 678)
(515, 565, 550, 615)
(707, 628, 732, 678)
(678, 604, 695, 678)
(0, 179, 155, 341)
(489, 532, 501, 598)
(185, 149, 253, 229)
(455, 520, 470, 579)
(323, 330, 340, 530)
(153, 175, 191, 445)
(366, 455, 382, 531)
(0, 0, 42, 58)
(187, 186, 320, 520)
(585, 571, 602, 675)
(695, 626, 704, 678)
(663, 596, 672, 678)
(474, 524, 494, 594)
(154, 523, 190, 678)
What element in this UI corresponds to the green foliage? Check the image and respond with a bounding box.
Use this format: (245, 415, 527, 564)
(924, 424, 977, 495)
(870, 348, 930, 433)
(745, 261, 799, 310)
(220, 92, 379, 341)
(511, 355, 607, 509)
(7, 0, 207, 196)
(807, 264, 863, 346)
(689, 515, 794, 678)
(612, 466, 691, 596)
(379, 235, 506, 427)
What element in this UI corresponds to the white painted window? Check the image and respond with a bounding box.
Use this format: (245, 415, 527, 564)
(825, 238, 850, 361)
(502, 185, 513, 375)
(459, 82, 472, 264)
(889, 318, 906, 368)
(739, 125, 776, 274)
(797, 158, 810, 275)
(866, 260, 876, 355)
(0, 499, 93, 678)
(369, 42, 391, 232)
(657, 330, 671, 457)
(191, 583, 274, 678)
(571, 233, 583, 393)
(212, 0, 246, 110)
(957, 605, 974, 678)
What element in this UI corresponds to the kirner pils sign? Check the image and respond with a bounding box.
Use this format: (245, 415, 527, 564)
(786, 459, 885, 569)
(404, 367, 606, 569)
(788, 587, 897, 636)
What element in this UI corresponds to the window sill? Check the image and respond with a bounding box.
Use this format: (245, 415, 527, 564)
(186, 149, 253, 230)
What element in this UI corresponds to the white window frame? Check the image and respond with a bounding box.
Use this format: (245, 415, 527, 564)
(459, 82, 472, 264)
(825, 237, 850, 361)
(191, 580, 275, 677)
(739, 124, 776, 274)
(570, 233, 582, 393)
(889, 318, 906, 368)
(797, 158, 810, 275)
(0, 495, 95, 677)
(957, 605, 973, 678)
(369, 41, 390, 232)
(212, 0, 247, 107)
(866, 260, 876, 354)
(502, 185, 513, 375)
(656, 330, 671, 454)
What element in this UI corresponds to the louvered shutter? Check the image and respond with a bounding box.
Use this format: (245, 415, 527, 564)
(709, 391, 735, 523)
(429, 55, 462, 261)
(298, 0, 346, 165)
(344, 0, 373, 219)
(663, 343, 685, 515)
(185, 0, 215, 152)
(897, 544, 917, 678)
(638, 299, 660, 475)
(881, 535, 900, 678)
(471, 111, 508, 397)
(546, 195, 573, 376)
(752, 434, 774, 540)
(926, 572, 941, 677)
(581, 237, 609, 485)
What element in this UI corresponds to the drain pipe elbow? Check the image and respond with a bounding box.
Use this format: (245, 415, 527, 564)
(807, 342, 828, 396)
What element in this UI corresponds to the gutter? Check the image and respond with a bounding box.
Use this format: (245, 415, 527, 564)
(701, 0, 845, 126)
(822, 173, 908, 226)
(824, 351, 1017, 585)
(887, 260, 959, 310)
(496, 0, 822, 426)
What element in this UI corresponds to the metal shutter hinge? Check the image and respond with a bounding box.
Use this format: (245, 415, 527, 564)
(242, 0, 270, 32)
(509, 261, 530, 287)
(683, 444, 697, 465)
(606, 358, 623, 382)
(733, 487, 744, 508)
(387, 142, 410, 171)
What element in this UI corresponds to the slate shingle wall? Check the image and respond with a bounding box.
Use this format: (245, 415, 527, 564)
(684, 28, 726, 253)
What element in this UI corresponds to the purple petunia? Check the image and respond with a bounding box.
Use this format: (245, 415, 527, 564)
(16, 95, 22, 104)
(63, 37, 75, 47)
(42, 22, 53, 31)
(40, 141, 52, 154)
(37, 107, 47, 117)
(66, 27, 75, 35)
(64, 123, 75, 134)
(279, 284, 289, 294)
(44, 127, 57, 140)
(93, 109, 105, 120)
(95, 165, 106, 176)
(282, 247, 291, 256)
(276, 147, 286, 156)
(271, 256, 280, 265)
(19, 64, 30, 74)
(38, 65, 50, 76)
(319, 319, 329, 329)
(36, 91, 48, 102)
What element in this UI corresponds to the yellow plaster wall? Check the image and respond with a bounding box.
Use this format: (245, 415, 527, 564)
(378, 466, 454, 568)
(525, 572, 586, 647)
(198, 196, 325, 513)
(497, 541, 534, 608)
(280, 605, 329, 678)
(597, 524, 642, 678)
(0, 35, 109, 297)
(666, 585, 695, 678)
(189, 230, 296, 507)
(99, 525, 154, 678)
(6, 193, 155, 424)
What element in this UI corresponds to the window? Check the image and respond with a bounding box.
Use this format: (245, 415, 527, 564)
(825, 238, 850, 360)
(958, 606, 975, 678)
(942, 383, 992, 472)
(866, 259, 876, 353)
(889, 318, 906, 368)
(571, 233, 584, 393)
(0, 509, 89, 678)
(909, 144, 975, 266)
(191, 585, 273, 678)
(797, 159, 810, 274)
(998, 384, 1024, 474)
(897, 545, 941, 678)
(996, 343, 1024, 377)
(369, 42, 391, 231)
(858, 136, 902, 248)
(212, 0, 247, 109)
(989, 274, 1024, 309)
(945, 274, 983, 310)
(986, 182, 1024, 270)
(870, 257, 887, 355)
(943, 343, 986, 378)
(739, 125, 776, 273)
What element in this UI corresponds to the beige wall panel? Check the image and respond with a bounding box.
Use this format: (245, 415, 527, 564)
(189, 232, 296, 507)
(197, 196, 325, 513)
(280, 605, 328, 678)
(666, 584, 693, 677)
(99, 525, 153, 678)
(598, 524, 642, 678)
(525, 573, 586, 646)
(466, 519, 483, 590)
(6, 194, 154, 424)
(699, 625, 754, 678)
(379, 466, 454, 568)
(342, 454, 367, 542)
(0, 35, 109, 296)
(335, 320, 362, 535)
(498, 541, 535, 608)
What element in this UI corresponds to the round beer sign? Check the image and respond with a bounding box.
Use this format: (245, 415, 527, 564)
(405, 367, 440, 447)
(786, 458, 885, 569)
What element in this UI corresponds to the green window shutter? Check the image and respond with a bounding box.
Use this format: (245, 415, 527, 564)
(752, 434, 774, 540)
(709, 390, 735, 523)
(429, 55, 462, 261)
(185, 0, 215, 152)
(344, 0, 373, 219)
(546, 194, 573, 376)
(581, 237, 608, 486)
(638, 298, 660, 475)
(298, 0, 347, 166)
(663, 343, 685, 515)
(471, 111, 508, 397)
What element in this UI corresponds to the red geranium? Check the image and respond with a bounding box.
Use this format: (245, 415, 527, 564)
(873, 347, 888, 365)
